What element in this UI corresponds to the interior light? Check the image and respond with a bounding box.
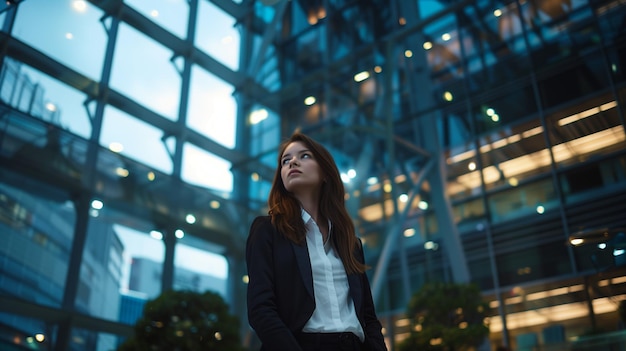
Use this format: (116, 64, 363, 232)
(485, 108, 495, 116)
(494, 9, 502, 17)
(175, 229, 184, 239)
(210, 200, 220, 209)
(91, 199, 103, 210)
(614, 249, 625, 256)
(399, 194, 408, 202)
(347, 169, 357, 178)
(491, 114, 500, 122)
(251, 172, 260, 181)
(441, 33, 451, 41)
(317, 7, 326, 19)
(341, 173, 350, 183)
(558, 101, 617, 126)
(598, 243, 607, 249)
(404, 228, 415, 237)
(185, 214, 196, 224)
(404, 50, 413, 58)
(399, 17, 406, 25)
(383, 183, 392, 193)
(354, 71, 370, 82)
(109, 142, 124, 153)
(536, 205, 545, 214)
(367, 176, 378, 185)
(249, 108, 268, 125)
(242, 275, 249, 284)
(35, 334, 45, 343)
(423, 41, 433, 50)
(115, 167, 129, 177)
(570, 238, 584, 246)
(150, 230, 163, 240)
(304, 96, 316, 105)
(147, 171, 156, 181)
(150, 9, 159, 17)
(72, 0, 87, 13)
(443, 91, 453, 101)
(418, 201, 429, 210)
(468, 161, 477, 171)
(374, 66, 382, 73)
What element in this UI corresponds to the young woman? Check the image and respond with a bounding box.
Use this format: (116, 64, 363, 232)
(246, 132, 387, 351)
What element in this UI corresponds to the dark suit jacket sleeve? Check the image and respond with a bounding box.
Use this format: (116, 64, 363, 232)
(357, 243, 388, 351)
(246, 216, 303, 351)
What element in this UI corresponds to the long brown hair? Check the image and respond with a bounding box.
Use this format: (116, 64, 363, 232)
(268, 132, 366, 274)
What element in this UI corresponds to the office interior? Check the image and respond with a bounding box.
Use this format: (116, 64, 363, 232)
(0, 0, 625, 350)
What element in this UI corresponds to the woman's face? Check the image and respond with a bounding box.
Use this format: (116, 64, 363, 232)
(280, 141, 323, 194)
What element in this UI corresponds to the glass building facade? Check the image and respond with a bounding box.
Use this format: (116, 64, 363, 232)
(0, 0, 625, 350)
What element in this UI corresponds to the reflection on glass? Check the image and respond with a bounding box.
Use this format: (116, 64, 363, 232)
(125, 0, 189, 38)
(188, 65, 237, 148)
(174, 240, 228, 298)
(110, 23, 181, 120)
(195, 1, 240, 71)
(0, 59, 92, 138)
(71, 327, 125, 351)
(546, 95, 625, 168)
(0, 178, 74, 308)
(101, 105, 173, 175)
(80, 218, 164, 324)
(182, 142, 232, 192)
(12, 0, 105, 81)
(487, 178, 556, 223)
(0, 312, 57, 351)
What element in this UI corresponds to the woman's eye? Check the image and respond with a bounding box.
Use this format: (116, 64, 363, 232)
(302, 153, 311, 159)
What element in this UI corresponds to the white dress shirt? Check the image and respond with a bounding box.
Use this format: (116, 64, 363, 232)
(301, 210, 365, 342)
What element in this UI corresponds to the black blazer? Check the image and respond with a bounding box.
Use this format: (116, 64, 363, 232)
(246, 216, 387, 351)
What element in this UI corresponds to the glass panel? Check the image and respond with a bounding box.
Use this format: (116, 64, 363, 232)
(173, 237, 228, 298)
(110, 23, 181, 120)
(181, 142, 232, 193)
(12, 0, 106, 81)
(452, 197, 486, 233)
(0, 175, 74, 307)
(445, 134, 482, 201)
(520, 0, 592, 52)
(187, 65, 237, 148)
(0, 59, 92, 139)
(125, 0, 189, 38)
(495, 241, 571, 286)
(70, 327, 127, 351)
(467, 258, 493, 291)
(480, 117, 550, 190)
(545, 93, 625, 168)
(423, 14, 464, 88)
(596, 1, 626, 85)
(195, 0, 240, 71)
(118, 224, 164, 300)
(77, 218, 164, 325)
(0, 312, 57, 350)
(472, 82, 538, 135)
(460, 2, 532, 96)
(537, 52, 612, 110)
(100, 105, 173, 175)
(487, 177, 558, 224)
(561, 155, 626, 204)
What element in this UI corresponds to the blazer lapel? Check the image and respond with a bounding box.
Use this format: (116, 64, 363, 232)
(291, 242, 314, 298)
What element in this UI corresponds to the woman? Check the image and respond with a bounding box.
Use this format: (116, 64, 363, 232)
(246, 132, 387, 351)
